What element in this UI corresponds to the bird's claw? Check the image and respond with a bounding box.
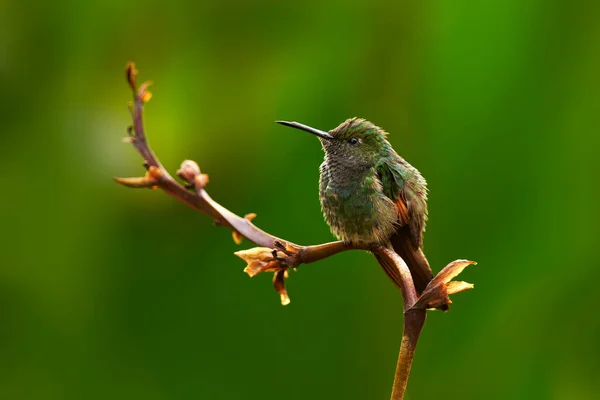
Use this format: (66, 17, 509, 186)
(272, 240, 302, 268)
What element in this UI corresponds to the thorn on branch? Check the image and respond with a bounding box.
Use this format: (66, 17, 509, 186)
(114, 173, 156, 188)
(114, 166, 164, 189)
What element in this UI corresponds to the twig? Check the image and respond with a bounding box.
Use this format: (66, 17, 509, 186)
(373, 247, 425, 400)
(115, 63, 476, 399)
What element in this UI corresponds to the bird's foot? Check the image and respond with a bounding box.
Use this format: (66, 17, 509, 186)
(271, 240, 303, 269)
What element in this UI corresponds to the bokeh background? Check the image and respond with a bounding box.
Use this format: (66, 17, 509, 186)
(2, 1, 599, 399)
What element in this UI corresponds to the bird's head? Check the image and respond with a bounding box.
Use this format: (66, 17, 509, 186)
(277, 117, 391, 169)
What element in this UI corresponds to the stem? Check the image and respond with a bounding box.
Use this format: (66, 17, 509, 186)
(390, 308, 426, 400)
(371, 246, 427, 400)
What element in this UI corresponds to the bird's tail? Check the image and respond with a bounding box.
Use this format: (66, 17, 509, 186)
(374, 229, 433, 295)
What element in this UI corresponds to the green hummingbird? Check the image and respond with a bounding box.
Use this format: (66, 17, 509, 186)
(277, 118, 433, 293)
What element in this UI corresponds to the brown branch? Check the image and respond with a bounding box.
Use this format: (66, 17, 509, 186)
(115, 63, 476, 400)
(373, 247, 426, 400)
(393, 309, 426, 399)
(372, 250, 477, 399)
(116, 63, 373, 303)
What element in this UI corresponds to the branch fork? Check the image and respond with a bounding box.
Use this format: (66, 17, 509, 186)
(115, 62, 477, 400)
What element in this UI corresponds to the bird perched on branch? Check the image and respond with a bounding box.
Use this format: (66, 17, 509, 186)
(277, 118, 433, 293)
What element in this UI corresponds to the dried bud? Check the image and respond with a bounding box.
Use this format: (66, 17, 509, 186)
(194, 174, 209, 189)
(235, 247, 280, 277)
(273, 270, 290, 306)
(126, 62, 138, 89)
(235, 247, 293, 306)
(138, 81, 153, 103)
(413, 259, 476, 311)
(232, 231, 243, 245)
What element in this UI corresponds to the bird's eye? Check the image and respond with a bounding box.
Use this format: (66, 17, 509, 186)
(348, 137, 360, 146)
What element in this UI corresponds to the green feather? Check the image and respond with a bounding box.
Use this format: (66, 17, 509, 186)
(375, 159, 406, 200)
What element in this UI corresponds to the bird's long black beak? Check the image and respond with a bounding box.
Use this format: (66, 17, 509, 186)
(276, 120, 334, 140)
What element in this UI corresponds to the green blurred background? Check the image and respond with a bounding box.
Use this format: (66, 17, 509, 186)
(2, 0, 599, 399)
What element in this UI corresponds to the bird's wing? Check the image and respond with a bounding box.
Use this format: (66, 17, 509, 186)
(375, 160, 432, 293)
(375, 159, 427, 248)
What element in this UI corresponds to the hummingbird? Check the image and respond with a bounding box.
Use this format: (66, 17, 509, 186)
(277, 118, 433, 293)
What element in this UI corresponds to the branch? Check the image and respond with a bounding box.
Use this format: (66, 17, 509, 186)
(373, 247, 476, 399)
(115, 63, 371, 305)
(115, 63, 477, 399)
